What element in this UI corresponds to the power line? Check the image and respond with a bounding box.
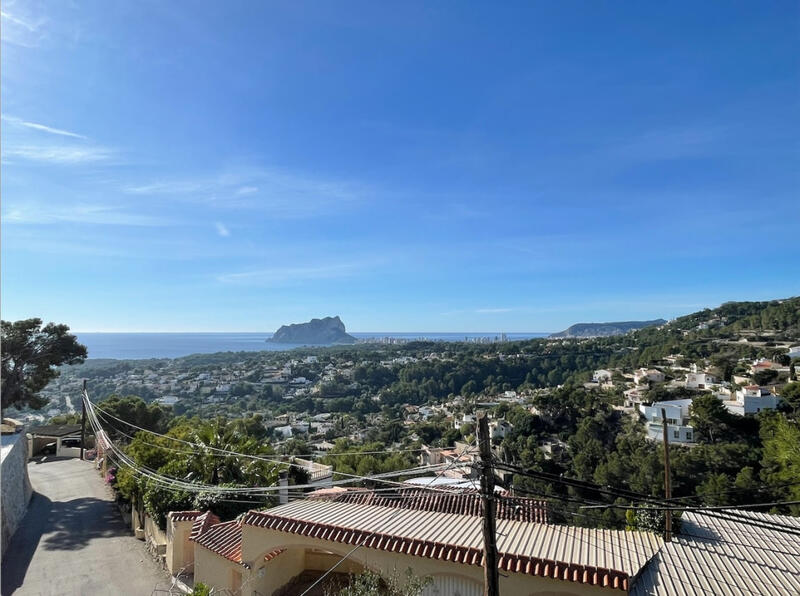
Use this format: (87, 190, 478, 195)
(497, 461, 800, 537)
(297, 439, 479, 596)
(85, 390, 470, 501)
(580, 500, 800, 512)
(87, 395, 448, 492)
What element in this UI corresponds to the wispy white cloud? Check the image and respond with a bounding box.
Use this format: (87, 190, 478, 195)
(2, 115, 86, 139)
(3, 144, 114, 164)
(0, 10, 36, 31)
(1, 8, 47, 47)
(217, 261, 371, 286)
(215, 222, 230, 237)
(123, 166, 363, 218)
(3, 204, 167, 226)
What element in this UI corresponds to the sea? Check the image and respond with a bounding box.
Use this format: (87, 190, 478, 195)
(74, 332, 550, 360)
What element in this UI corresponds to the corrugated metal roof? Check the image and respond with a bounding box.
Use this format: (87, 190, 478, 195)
(631, 510, 800, 595)
(244, 500, 662, 590)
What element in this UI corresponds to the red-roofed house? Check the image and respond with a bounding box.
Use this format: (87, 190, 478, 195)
(168, 496, 663, 595)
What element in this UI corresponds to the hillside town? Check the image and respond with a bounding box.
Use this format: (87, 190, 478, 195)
(5, 297, 800, 596)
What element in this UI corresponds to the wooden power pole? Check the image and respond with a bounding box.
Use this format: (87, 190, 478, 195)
(660, 407, 672, 542)
(80, 379, 88, 461)
(477, 412, 500, 596)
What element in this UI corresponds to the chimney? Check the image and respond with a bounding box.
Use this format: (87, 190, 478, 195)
(279, 470, 289, 505)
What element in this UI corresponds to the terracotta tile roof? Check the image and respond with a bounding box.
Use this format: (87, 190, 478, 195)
(169, 511, 204, 523)
(193, 520, 244, 566)
(264, 548, 285, 562)
(324, 488, 548, 523)
(243, 500, 662, 591)
(190, 511, 221, 541)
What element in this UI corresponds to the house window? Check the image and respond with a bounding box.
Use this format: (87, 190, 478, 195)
(686, 432, 693, 441)
(673, 430, 680, 439)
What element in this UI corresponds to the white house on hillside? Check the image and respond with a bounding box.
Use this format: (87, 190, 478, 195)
(634, 368, 665, 386)
(685, 372, 718, 390)
(623, 387, 648, 408)
(453, 413, 477, 430)
(639, 399, 694, 444)
(592, 369, 613, 383)
(490, 419, 513, 440)
(724, 385, 781, 416)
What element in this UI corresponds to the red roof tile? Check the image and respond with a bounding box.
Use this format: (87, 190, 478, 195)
(243, 507, 633, 591)
(193, 520, 244, 566)
(190, 511, 221, 541)
(325, 488, 548, 523)
(169, 511, 204, 523)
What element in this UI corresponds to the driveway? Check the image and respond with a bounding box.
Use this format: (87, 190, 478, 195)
(1, 457, 169, 596)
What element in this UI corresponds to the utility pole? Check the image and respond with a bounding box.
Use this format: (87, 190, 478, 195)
(477, 412, 500, 596)
(660, 408, 672, 542)
(80, 379, 88, 461)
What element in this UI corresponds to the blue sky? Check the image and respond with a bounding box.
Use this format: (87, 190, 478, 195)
(2, 1, 798, 333)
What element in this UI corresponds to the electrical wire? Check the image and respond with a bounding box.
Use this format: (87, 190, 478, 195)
(297, 439, 479, 596)
(499, 461, 800, 538)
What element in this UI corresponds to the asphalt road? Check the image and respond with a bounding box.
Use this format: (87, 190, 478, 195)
(1, 457, 169, 596)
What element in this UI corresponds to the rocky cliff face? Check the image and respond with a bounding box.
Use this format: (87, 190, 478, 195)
(549, 319, 666, 338)
(267, 316, 357, 344)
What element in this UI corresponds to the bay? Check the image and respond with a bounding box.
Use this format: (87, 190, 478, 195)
(74, 332, 550, 360)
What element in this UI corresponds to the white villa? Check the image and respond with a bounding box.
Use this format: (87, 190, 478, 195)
(592, 369, 613, 383)
(639, 399, 694, 444)
(623, 387, 648, 408)
(634, 368, 665, 386)
(685, 372, 718, 390)
(723, 385, 781, 416)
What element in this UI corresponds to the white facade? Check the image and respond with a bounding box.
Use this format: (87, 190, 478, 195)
(639, 399, 694, 444)
(634, 368, 665, 386)
(685, 372, 718, 389)
(454, 413, 477, 430)
(592, 369, 613, 383)
(274, 425, 293, 439)
(624, 387, 648, 408)
(725, 386, 781, 416)
(490, 419, 513, 440)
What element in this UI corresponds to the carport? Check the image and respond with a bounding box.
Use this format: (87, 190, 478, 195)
(27, 424, 84, 458)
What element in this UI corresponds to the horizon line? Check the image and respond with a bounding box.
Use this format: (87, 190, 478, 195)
(72, 330, 555, 335)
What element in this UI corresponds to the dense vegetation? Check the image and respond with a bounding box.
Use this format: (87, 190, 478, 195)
(49, 297, 800, 529)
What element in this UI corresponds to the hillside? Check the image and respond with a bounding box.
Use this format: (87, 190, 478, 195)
(550, 319, 666, 338)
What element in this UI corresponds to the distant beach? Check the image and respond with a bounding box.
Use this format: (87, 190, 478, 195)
(74, 332, 550, 360)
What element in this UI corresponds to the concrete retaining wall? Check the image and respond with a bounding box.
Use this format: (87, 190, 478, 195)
(1, 432, 33, 557)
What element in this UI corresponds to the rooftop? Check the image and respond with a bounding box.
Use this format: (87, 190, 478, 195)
(313, 487, 548, 523)
(27, 424, 82, 438)
(631, 510, 800, 595)
(243, 499, 663, 591)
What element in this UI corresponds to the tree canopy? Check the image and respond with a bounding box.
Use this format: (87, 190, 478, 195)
(1, 318, 87, 410)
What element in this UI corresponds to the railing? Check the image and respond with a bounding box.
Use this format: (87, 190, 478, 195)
(294, 458, 333, 481)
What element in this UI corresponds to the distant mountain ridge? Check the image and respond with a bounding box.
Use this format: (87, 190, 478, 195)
(267, 316, 357, 345)
(550, 319, 666, 338)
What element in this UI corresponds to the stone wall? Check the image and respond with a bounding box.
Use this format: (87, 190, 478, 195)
(1, 432, 33, 556)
